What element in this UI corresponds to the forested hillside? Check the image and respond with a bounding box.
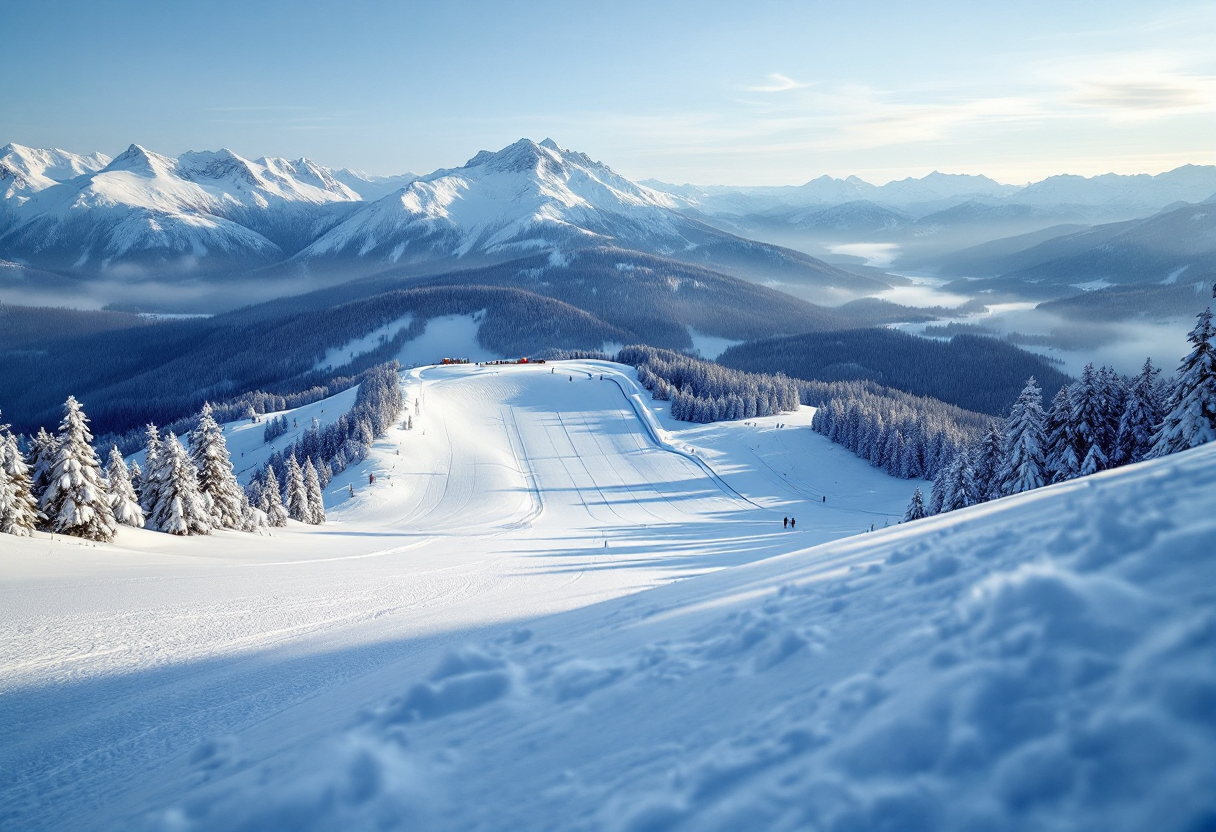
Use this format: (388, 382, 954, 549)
(718, 328, 1071, 415)
(0, 304, 151, 349)
(0, 286, 627, 436)
(619, 344, 994, 479)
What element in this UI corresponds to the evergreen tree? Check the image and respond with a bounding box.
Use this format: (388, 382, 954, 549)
(971, 424, 1004, 502)
(1150, 308, 1216, 457)
(1098, 365, 1126, 456)
(28, 426, 57, 507)
(237, 489, 265, 533)
(903, 486, 927, 522)
(284, 455, 310, 522)
(150, 433, 212, 536)
(303, 458, 325, 525)
(261, 467, 289, 528)
(1043, 386, 1078, 484)
(106, 446, 145, 528)
(129, 460, 144, 498)
(998, 377, 1048, 496)
(188, 403, 245, 529)
(41, 396, 117, 542)
(140, 424, 165, 517)
(1080, 442, 1109, 476)
(0, 431, 40, 536)
(940, 448, 978, 513)
(1070, 364, 1115, 464)
(928, 469, 947, 516)
(1114, 358, 1164, 465)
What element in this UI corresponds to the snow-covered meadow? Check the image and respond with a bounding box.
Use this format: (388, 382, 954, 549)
(2, 361, 1213, 831)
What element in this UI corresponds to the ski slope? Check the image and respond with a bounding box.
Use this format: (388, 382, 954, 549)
(4, 362, 1212, 831)
(0, 360, 916, 830)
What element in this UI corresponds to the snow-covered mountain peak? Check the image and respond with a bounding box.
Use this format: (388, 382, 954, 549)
(259, 156, 362, 200)
(0, 143, 111, 202)
(298, 138, 688, 265)
(462, 137, 579, 177)
(177, 148, 263, 188)
(102, 143, 177, 177)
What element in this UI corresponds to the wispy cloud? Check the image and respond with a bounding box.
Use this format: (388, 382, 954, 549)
(1069, 73, 1216, 119)
(741, 73, 811, 93)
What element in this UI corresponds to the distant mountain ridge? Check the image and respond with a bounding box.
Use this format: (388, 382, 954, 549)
(644, 164, 1216, 219)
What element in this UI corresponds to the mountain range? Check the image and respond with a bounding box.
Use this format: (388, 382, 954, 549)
(647, 164, 1216, 220)
(647, 164, 1216, 269)
(0, 139, 876, 310)
(5, 136, 1213, 312)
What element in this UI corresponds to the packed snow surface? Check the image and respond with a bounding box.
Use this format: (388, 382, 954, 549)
(2, 361, 1214, 831)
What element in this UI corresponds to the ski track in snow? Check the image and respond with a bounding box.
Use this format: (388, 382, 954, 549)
(2, 360, 1213, 831)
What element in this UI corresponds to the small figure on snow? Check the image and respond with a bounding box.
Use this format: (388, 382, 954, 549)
(791, 517, 796, 529)
(783, 516, 788, 529)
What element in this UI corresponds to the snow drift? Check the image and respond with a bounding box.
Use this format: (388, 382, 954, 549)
(153, 435, 1216, 831)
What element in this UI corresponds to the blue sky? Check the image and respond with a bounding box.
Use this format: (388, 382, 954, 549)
(2, 0, 1212, 184)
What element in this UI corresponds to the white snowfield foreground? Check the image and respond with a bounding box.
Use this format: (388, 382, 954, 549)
(2, 362, 1214, 831)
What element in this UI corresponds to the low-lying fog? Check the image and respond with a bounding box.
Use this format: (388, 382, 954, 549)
(875, 273, 1196, 377)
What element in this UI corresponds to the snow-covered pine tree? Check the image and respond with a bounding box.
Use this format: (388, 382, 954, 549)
(1070, 364, 1105, 464)
(284, 455, 310, 523)
(1043, 386, 1077, 484)
(928, 468, 947, 516)
(971, 423, 1004, 502)
(129, 460, 143, 498)
(303, 458, 325, 525)
(1150, 307, 1216, 457)
(903, 486, 927, 522)
(41, 396, 117, 542)
(940, 448, 978, 513)
(188, 403, 245, 529)
(261, 466, 289, 528)
(1114, 358, 1164, 465)
(998, 377, 1048, 496)
(0, 431, 40, 536)
(106, 446, 145, 528)
(149, 433, 212, 536)
(140, 424, 164, 517)
(28, 426, 57, 506)
(1080, 442, 1109, 476)
(1098, 365, 1126, 456)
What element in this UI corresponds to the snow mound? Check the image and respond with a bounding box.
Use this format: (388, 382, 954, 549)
(155, 441, 1216, 831)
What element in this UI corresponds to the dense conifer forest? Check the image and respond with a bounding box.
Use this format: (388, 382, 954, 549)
(718, 328, 1071, 416)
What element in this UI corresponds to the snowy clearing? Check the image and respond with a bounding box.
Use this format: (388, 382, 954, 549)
(688, 327, 744, 360)
(392, 313, 502, 367)
(314, 314, 415, 371)
(1, 361, 1212, 831)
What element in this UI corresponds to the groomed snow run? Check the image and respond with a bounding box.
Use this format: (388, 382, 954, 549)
(2, 361, 1214, 831)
